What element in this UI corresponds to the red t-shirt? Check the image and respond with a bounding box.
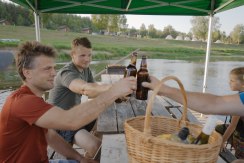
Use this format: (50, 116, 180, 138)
(0, 85, 54, 163)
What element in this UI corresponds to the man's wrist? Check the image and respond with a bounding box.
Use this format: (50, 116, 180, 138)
(76, 154, 85, 162)
(159, 84, 172, 96)
(107, 86, 121, 100)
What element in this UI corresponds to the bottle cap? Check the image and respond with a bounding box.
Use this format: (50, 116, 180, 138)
(178, 127, 189, 140)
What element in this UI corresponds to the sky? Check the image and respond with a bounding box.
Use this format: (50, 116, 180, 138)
(3, 0, 244, 36)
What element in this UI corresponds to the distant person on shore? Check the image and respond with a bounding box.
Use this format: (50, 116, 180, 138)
(142, 74, 244, 163)
(0, 41, 137, 163)
(215, 67, 244, 159)
(48, 37, 119, 158)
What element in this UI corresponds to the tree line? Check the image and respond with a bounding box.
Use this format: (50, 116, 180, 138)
(190, 16, 244, 44)
(1, 0, 243, 44)
(0, 0, 96, 32)
(127, 17, 243, 44)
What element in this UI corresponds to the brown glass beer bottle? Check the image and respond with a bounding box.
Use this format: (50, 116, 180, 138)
(124, 52, 137, 96)
(136, 55, 149, 100)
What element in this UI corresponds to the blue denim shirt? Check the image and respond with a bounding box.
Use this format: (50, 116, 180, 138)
(239, 92, 244, 105)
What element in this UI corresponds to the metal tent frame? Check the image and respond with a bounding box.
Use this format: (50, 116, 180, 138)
(20, 0, 239, 95)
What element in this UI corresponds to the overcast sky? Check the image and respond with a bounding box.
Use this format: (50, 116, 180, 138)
(3, 0, 244, 35)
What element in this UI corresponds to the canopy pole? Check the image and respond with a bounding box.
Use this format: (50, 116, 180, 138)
(201, 14, 213, 118)
(203, 14, 213, 93)
(34, 12, 41, 42)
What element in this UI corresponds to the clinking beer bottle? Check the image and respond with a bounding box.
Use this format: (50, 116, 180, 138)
(192, 115, 218, 145)
(124, 52, 137, 97)
(136, 55, 149, 100)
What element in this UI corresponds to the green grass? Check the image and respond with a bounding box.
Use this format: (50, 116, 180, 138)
(1, 25, 244, 60)
(92, 53, 111, 60)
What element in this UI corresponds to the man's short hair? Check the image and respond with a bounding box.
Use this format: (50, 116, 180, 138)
(71, 37, 92, 54)
(16, 41, 57, 81)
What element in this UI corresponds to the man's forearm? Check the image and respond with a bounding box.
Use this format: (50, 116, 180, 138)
(68, 87, 118, 130)
(82, 83, 112, 98)
(46, 129, 83, 161)
(160, 85, 244, 116)
(161, 85, 229, 115)
(143, 76, 244, 117)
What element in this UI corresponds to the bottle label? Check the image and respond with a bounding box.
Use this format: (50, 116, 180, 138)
(126, 69, 136, 77)
(137, 75, 149, 92)
(202, 115, 218, 135)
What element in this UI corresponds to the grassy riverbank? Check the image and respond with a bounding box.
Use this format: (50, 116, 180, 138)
(1, 25, 244, 60)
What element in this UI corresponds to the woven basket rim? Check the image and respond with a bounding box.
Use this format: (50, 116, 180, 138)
(124, 116, 222, 149)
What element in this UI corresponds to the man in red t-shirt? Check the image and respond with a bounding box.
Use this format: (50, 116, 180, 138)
(0, 41, 137, 163)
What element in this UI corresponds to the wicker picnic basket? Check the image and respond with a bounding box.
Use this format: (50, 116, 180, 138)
(124, 76, 222, 163)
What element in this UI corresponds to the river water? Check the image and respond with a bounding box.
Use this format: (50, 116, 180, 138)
(1, 56, 244, 122)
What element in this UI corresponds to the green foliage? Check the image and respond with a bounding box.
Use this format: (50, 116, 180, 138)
(52, 44, 70, 50)
(161, 25, 178, 38)
(148, 24, 156, 38)
(16, 15, 24, 26)
(232, 24, 244, 44)
(47, 14, 95, 32)
(0, 0, 95, 31)
(1, 25, 244, 62)
(92, 14, 109, 31)
(139, 23, 147, 37)
(0, 41, 19, 47)
(190, 16, 221, 40)
(92, 53, 111, 60)
(212, 30, 221, 42)
(92, 14, 128, 34)
(28, 10, 34, 24)
(0, 1, 32, 26)
(130, 26, 137, 34)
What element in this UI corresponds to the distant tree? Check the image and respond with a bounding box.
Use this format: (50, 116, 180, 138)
(0, 0, 32, 26)
(178, 32, 186, 39)
(40, 13, 52, 28)
(117, 15, 128, 32)
(28, 11, 52, 28)
(232, 24, 244, 44)
(212, 30, 221, 42)
(162, 25, 178, 38)
(187, 31, 193, 39)
(129, 26, 137, 34)
(91, 14, 109, 31)
(190, 16, 221, 40)
(139, 23, 147, 37)
(148, 24, 156, 38)
(220, 31, 226, 42)
(16, 15, 24, 26)
(28, 11, 34, 24)
(0, 1, 8, 20)
(107, 15, 119, 34)
(156, 30, 163, 38)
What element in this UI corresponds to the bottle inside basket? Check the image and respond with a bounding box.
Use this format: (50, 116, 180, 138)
(192, 115, 218, 145)
(170, 127, 190, 144)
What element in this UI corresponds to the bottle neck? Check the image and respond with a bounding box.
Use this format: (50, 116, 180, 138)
(130, 55, 137, 66)
(140, 58, 147, 69)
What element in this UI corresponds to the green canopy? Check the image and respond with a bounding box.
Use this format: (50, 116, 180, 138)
(10, 0, 244, 16)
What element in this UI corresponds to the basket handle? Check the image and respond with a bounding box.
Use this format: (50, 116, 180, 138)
(143, 76, 188, 136)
